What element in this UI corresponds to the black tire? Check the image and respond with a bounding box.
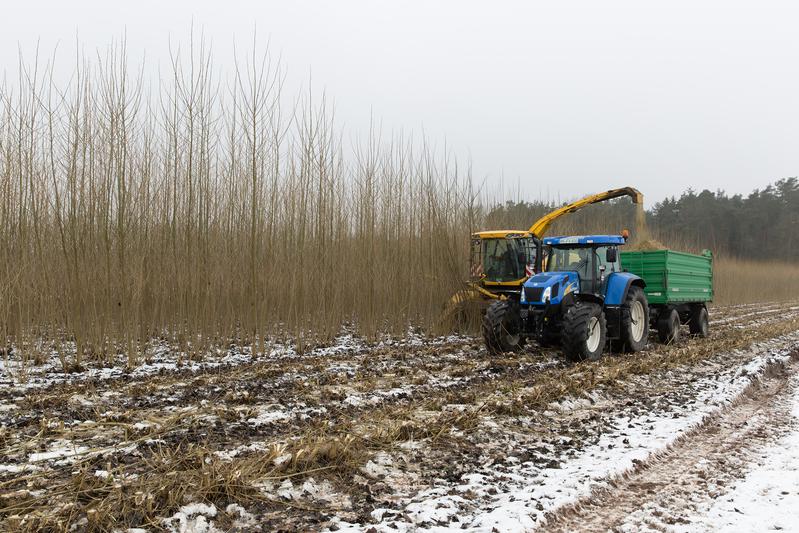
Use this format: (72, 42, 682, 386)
(657, 308, 680, 344)
(689, 305, 709, 337)
(620, 286, 650, 353)
(483, 300, 526, 353)
(562, 302, 606, 362)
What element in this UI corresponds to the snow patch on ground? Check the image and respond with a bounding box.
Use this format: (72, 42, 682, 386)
(678, 375, 799, 532)
(164, 503, 219, 533)
(330, 334, 799, 532)
(28, 440, 90, 464)
(0, 463, 40, 474)
(260, 476, 353, 510)
(244, 402, 327, 427)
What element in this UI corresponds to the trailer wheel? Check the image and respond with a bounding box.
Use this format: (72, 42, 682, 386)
(562, 302, 606, 362)
(657, 308, 680, 344)
(483, 300, 525, 354)
(689, 305, 709, 337)
(620, 286, 649, 352)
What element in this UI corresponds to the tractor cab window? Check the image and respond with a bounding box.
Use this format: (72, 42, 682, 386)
(596, 245, 620, 273)
(546, 245, 600, 294)
(547, 246, 592, 275)
(481, 238, 530, 282)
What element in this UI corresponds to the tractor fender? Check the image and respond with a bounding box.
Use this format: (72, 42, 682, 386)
(604, 273, 646, 306)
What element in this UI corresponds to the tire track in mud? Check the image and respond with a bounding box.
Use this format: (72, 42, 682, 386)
(542, 351, 799, 533)
(327, 331, 799, 532)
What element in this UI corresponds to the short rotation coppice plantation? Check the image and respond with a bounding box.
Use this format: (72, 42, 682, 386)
(0, 42, 479, 368)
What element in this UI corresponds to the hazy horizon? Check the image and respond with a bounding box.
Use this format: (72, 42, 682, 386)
(3, 0, 797, 207)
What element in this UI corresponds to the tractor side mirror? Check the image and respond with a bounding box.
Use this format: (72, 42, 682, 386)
(606, 248, 618, 263)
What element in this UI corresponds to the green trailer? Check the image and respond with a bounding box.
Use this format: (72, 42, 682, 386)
(620, 249, 713, 343)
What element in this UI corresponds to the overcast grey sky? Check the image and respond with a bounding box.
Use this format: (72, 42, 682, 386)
(2, 0, 797, 206)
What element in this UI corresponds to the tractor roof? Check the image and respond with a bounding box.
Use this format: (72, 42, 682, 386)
(544, 235, 626, 246)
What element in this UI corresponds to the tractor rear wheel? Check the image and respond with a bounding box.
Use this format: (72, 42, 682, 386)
(483, 300, 525, 354)
(620, 286, 649, 352)
(689, 305, 709, 337)
(562, 302, 606, 362)
(657, 308, 680, 344)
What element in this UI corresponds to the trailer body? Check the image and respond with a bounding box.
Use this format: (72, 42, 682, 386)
(620, 249, 713, 305)
(620, 248, 712, 342)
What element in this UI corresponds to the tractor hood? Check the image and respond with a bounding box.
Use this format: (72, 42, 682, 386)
(521, 271, 579, 306)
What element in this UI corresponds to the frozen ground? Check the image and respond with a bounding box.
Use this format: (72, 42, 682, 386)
(684, 380, 799, 533)
(1, 302, 798, 532)
(333, 331, 799, 533)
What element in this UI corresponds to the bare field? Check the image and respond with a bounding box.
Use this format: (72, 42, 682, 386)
(1, 302, 798, 532)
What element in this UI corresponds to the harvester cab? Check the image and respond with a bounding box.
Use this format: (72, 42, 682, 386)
(470, 231, 540, 297)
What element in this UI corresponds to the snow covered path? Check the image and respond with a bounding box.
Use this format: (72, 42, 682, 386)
(331, 334, 799, 533)
(689, 399, 799, 533)
(542, 351, 799, 532)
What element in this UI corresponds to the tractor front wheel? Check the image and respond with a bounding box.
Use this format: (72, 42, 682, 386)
(562, 302, 607, 362)
(483, 300, 526, 354)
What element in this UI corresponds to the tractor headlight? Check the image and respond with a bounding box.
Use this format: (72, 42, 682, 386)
(542, 286, 552, 302)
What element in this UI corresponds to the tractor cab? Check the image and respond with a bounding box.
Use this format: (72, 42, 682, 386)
(539, 235, 625, 299)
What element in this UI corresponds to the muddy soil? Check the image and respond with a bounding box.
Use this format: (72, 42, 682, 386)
(0, 302, 798, 531)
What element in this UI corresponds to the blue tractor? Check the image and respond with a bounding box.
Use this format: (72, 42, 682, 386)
(482, 234, 649, 361)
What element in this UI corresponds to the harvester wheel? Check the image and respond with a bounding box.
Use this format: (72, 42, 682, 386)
(562, 302, 606, 362)
(482, 300, 526, 353)
(620, 286, 649, 352)
(689, 305, 709, 337)
(657, 308, 680, 344)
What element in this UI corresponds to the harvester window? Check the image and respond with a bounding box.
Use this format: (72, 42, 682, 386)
(482, 238, 528, 282)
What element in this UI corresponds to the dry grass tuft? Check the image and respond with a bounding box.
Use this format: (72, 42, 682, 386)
(714, 258, 799, 305)
(3, 433, 367, 532)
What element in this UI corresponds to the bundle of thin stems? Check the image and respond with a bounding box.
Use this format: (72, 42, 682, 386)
(0, 40, 478, 367)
